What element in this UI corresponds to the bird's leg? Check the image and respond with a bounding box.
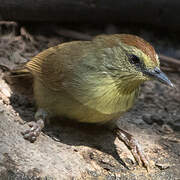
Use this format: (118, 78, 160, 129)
(22, 108, 48, 142)
(114, 128, 149, 171)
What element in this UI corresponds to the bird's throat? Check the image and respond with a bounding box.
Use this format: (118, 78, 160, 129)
(118, 79, 143, 94)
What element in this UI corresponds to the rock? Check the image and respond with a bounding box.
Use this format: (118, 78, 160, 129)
(151, 114, 164, 125)
(169, 120, 180, 131)
(161, 124, 174, 134)
(142, 114, 153, 125)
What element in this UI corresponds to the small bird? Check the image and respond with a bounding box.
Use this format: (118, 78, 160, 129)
(13, 34, 173, 170)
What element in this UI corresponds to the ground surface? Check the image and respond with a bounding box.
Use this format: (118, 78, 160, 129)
(0, 22, 180, 179)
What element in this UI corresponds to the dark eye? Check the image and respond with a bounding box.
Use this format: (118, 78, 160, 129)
(129, 54, 140, 65)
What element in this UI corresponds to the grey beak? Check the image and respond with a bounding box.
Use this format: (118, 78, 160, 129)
(144, 67, 174, 87)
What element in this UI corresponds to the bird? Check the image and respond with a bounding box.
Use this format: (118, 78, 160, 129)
(11, 34, 173, 170)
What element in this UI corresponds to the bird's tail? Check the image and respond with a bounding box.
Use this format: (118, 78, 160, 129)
(3, 65, 32, 83)
(2, 65, 33, 95)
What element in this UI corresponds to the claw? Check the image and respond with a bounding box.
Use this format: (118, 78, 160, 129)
(27, 121, 35, 128)
(22, 121, 42, 142)
(115, 128, 150, 171)
(21, 109, 47, 142)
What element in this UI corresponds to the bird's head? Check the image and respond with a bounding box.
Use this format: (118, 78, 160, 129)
(108, 34, 173, 88)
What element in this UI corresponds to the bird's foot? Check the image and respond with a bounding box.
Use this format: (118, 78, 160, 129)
(22, 120, 44, 142)
(114, 128, 149, 171)
(22, 108, 47, 142)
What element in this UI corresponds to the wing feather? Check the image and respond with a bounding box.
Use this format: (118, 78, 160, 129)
(25, 41, 91, 91)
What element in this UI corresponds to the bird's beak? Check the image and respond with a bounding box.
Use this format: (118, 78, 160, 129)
(144, 67, 174, 87)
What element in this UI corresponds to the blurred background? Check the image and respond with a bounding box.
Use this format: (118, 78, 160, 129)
(0, 0, 180, 72)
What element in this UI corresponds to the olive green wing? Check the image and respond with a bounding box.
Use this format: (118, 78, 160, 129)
(25, 41, 92, 91)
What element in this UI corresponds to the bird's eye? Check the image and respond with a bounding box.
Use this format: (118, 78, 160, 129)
(129, 54, 140, 65)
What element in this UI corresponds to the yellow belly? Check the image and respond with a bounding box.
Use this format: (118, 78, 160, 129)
(33, 79, 138, 123)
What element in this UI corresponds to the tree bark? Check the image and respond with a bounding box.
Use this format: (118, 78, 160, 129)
(0, 0, 180, 29)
